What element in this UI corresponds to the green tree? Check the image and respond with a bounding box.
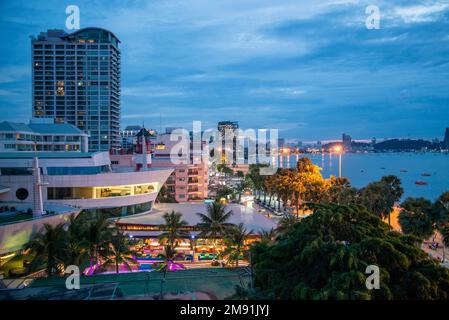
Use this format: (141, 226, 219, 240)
(257, 228, 276, 246)
(433, 191, 449, 227)
(216, 185, 234, 201)
(399, 197, 434, 242)
(234, 177, 251, 203)
(217, 164, 234, 176)
(158, 210, 189, 250)
(99, 231, 137, 274)
(221, 223, 252, 267)
(322, 176, 358, 205)
(276, 214, 300, 235)
(291, 158, 326, 216)
(360, 175, 403, 225)
(27, 223, 67, 276)
(248, 203, 449, 300)
(83, 213, 114, 274)
(247, 164, 268, 200)
(63, 214, 88, 267)
(441, 225, 449, 263)
(196, 202, 234, 255)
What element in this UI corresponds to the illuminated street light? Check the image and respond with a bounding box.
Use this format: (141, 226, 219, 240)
(333, 145, 343, 177)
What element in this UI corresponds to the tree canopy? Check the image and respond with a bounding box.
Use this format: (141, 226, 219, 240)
(250, 203, 449, 300)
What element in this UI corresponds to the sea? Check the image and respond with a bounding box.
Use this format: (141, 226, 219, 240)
(277, 152, 449, 201)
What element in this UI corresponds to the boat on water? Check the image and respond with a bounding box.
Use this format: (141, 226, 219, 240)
(421, 173, 431, 177)
(400, 169, 408, 172)
(415, 180, 428, 186)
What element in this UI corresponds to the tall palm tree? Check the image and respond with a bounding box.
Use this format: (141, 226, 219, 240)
(99, 231, 137, 274)
(158, 210, 189, 250)
(196, 202, 234, 255)
(63, 214, 88, 267)
(83, 213, 114, 274)
(234, 178, 249, 203)
(27, 223, 67, 276)
(221, 223, 252, 267)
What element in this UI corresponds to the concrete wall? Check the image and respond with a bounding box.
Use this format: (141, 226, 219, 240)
(0, 206, 79, 254)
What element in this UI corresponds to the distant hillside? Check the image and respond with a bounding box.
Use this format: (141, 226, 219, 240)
(374, 139, 432, 151)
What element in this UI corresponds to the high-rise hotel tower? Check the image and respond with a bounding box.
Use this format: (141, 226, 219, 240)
(31, 28, 121, 152)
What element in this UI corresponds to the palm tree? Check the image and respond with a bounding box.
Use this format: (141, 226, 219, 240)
(63, 214, 88, 267)
(83, 213, 114, 274)
(196, 202, 234, 255)
(221, 223, 252, 267)
(257, 228, 276, 245)
(234, 179, 249, 203)
(27, 223, 67, 276)
(247, 164, 268, 201)
(398, 197, 434, 243)
(158, 210, 189, 250)
(360, 175, 403, 225)
(99, 231, 137, 274)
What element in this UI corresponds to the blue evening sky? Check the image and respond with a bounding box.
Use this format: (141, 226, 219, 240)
(0, 0, 448, 142)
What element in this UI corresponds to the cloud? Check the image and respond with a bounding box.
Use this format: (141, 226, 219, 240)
(121, 86, 186, 97)
(0, 89, 23, 96)
(249, 87, 307, 96)
(1, 0, 449, 140)
(393, 2, 449, 23)
(0, 66, 29, 84)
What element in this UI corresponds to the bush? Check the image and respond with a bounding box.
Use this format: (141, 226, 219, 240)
(211, 260, 220, 267)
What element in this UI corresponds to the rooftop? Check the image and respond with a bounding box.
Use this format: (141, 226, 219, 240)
(0, 152, 97, 159)
(0, 121, 87, 136)
(34, 27, 120, 45)
(116, 203, 277, 234)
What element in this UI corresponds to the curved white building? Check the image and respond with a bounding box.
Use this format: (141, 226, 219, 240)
(0, 151, 172, 217)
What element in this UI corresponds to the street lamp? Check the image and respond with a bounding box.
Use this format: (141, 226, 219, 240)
(333, 145, 343, 178)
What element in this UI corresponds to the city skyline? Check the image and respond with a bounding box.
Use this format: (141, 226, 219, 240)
(1, 0, 449, 141)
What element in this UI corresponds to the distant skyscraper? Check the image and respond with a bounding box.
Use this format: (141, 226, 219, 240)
(444, 128, 449, 148)
(342, 133, 352, 151)
(218, 121, 239, 165)
(31, 28, 121, 152)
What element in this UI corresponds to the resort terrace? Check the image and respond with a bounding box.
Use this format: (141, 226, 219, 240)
(116, 203, 277, 238)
